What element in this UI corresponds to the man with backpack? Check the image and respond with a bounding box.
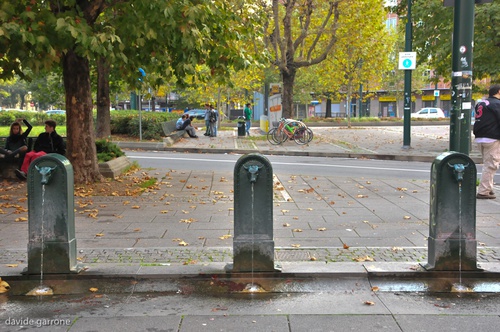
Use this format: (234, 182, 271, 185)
(208, 105, 218, 137)
(473, 84, 500, 199)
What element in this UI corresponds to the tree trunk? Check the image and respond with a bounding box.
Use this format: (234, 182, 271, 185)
(96, 57, 111, 139)
(281, 67, 296, 119)
(62, 50, 102, 184)
(346, 84, 352, 128)
(326, 98, 332, 118)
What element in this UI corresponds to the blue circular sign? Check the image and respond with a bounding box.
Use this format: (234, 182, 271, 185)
(403, 59, 412, 68)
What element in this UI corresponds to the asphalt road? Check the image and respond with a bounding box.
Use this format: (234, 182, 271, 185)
(126, 151, 496, 182)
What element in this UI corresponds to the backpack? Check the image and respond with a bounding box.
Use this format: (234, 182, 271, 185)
(209, 110, 217, 123)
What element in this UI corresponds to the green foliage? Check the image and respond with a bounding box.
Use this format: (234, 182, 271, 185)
(109, 111, 178, 139)
(401, 0, 500, 81)
(95, 139, 125, 163)
(0, 112, 16, 126)
(0, 111, 66, 126)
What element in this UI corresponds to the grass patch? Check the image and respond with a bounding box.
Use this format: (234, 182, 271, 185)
(140, 177, 157, 189)
(122, 161, 140, 174)
(0, 125, 67, 136)
(246, 134, 267, 141)
(218, 126, 235, 131)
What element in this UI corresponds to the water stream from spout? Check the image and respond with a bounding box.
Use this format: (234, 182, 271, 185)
(451, 181, 471, 292)
(40, 184, 45, 286)
(458, 182, 462, 285)
(242, 182, 265, 293)
(250, 183, 255, 289)
(27, 184, 53, 296)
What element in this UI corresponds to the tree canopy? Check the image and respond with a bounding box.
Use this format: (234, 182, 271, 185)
(397, 0, 500, 83)
(264, 0, 393, 118)
(0, 0, 265, 183)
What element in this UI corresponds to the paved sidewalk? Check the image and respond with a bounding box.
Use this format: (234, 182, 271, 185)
(2, 124, 500, 332)
(1, 125, 498, 276)
(114, 124, 483, 163)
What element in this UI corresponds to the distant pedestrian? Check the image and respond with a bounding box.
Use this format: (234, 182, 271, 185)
(203, 104, 211, 136)
(208, 105, 218, 137)
(176, 114, 187, 130)
(244, 103, 252, 136)
(180, 115, 198, 138)
(473, 84, 500, 199)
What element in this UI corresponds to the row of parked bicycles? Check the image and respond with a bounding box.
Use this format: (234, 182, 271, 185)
(266, 118, 313, 145)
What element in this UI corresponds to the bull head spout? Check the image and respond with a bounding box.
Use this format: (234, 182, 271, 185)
(35, 165, 57, 185)
(448, 162, 469, 183)
(244, 165, 262, 183)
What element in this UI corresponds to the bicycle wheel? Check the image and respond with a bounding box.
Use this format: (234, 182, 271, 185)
(293, 127, 310, 145)
(267, 128, 279, 144)
(297, 123, 313, 143)
(267, 128, 286, 145)
(276, 128, 288, 144)
(305, 127, 313, 142)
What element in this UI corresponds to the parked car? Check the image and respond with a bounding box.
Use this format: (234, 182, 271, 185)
(186, 109, 207, 120)
(45, 110, 66, 115)
(410, 107, 445, 119)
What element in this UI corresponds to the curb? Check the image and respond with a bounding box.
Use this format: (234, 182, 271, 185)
(113, 142, 483, 164)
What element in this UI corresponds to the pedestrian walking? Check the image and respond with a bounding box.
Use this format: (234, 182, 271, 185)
(473, 84, 500, 199)
(244, 103, 252, 136)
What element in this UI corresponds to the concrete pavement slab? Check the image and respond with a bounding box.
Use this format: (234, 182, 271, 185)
(394, 315, 500, 332)
(70, 316, 182, 332)
(288, 314, 401, 332)
(180, 315, 289, 332)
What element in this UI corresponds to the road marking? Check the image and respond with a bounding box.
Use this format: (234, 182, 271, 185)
(273, 174, 292, 202)
(128, 155, 431, 174)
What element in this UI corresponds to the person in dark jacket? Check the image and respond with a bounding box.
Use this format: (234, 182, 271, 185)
(0, 119, 32, 165)
(473, 84, 500, 199)
(15, 120, 65, 180)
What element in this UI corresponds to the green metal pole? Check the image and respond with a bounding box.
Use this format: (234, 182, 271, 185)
(358, 84, 363, 118)
(402, 0, 412, 149)
(449, 0, 474, 155)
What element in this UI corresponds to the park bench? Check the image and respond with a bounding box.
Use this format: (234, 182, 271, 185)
(0, 136, 36, 179)
(161, 120, 188, 146)
(1, 136, 131, 180)
(0, 136, 67, 180)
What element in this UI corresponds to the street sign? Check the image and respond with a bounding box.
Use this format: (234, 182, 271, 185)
(434, 90, 440, 97)
(398, 52, 416, 70)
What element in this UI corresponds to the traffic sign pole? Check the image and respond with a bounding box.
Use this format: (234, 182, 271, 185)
(449, 0, 474, 155)
(402, 0, 412, 149)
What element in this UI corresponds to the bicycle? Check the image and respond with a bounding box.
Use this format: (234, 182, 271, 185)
(267, 118, 313, 145)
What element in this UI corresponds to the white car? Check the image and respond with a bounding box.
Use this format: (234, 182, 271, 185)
(45, 110, 66, 115)
(410, 107, 445, 119)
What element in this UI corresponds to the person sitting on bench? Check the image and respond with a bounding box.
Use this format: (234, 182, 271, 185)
(15, 120, 65, 180)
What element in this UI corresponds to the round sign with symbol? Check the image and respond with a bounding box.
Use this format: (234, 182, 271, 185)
(402, 59, 412, 68)
(398, 52, 416, 70)
(460, 46, 467, 54)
